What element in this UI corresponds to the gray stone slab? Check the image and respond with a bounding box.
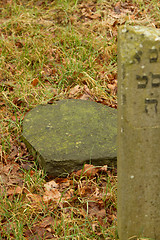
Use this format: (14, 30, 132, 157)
(118, 25, 160, 240)
(22, 99, 117, 177)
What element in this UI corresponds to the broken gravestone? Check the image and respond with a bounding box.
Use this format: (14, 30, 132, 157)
(118, 25, 160, 240)
(22, 99, 117, 177)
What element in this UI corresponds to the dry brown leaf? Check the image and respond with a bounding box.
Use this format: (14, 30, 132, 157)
(7, 186, 22, 196)
(107, 81, 117, 95)
(8, 145, 19, 159)
(0, 162, 24, 193)
(26, 193, 43, 203)
(31, 78, 39, 87)
(39, 216, 54, 228)
(43, 189, 61, 203)
(78, 85, 93, 100)
(83, 201, 106, 219)
(87, 13, 101, 20)
(97, 209, 106, 219)
(91, 222, 98, 232)
(78, 184, 96, 197)
(99, 165, 108, 172)
(63, 188, 74, 200)
(114, 2, 121, 14)
(44, 180, 58, 191)
(56, 178, 70, 189)
(69, 85, 81, 97)
(75, 164, 99, 177)
(83, 85, 91, 93)
(24, 226, 54, 239)
(79, 93, 90, 100)
(0, 172, 8, 185)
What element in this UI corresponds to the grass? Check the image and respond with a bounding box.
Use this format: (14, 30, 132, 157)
(0, 163, 118, 239)
(0, 0, 160, 239)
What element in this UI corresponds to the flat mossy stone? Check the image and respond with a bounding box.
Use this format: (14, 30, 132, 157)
(22, 99, 117, 177)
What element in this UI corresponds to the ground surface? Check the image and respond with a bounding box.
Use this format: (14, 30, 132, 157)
(0, 0, 160, 239)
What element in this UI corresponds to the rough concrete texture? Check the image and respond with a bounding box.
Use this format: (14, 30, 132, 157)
(22, 99, 117, 177)
(118, 26, 160, 240)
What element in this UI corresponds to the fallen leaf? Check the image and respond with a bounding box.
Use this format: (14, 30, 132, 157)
(91, 222, 98, 232)
(56, 178, 70, 189)
(83, 85, 91, 93)
(99, 165, 108, 173)
(78, 184, 96, 197)
(83, 201, 106, 218)
(87, 13, 101, 20)
(21, 162, 33, 171)
(79, 93, 90, 100)
(43, 189, 61, 203)
(8, 145, 19, 159)
(63, 188, 74, 200)
(39, 216, 54, 228)
(107, 81, 117, 95)
(114, 2, 121, 14)
(24, 226, 54, 239)
(69, 85, 81, 97)
(26, 193, 43, 203)
(44, 180, 58, 191)
(7, 186, 22, 196)
(31, 78, 39, 86)
(0, 172, 9, 185)
(75, 164, 100, 177)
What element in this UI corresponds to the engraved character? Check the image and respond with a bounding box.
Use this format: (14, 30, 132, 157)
(133, 50, 142, 63)
(145, 98, 158, 114)
(149, 49, 158, 63)
(151, 73, 160, 87)
(136, 75, 148, 89)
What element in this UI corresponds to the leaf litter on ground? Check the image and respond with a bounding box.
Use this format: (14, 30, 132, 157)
(0, 158, 117, 239)
(0, 0, 160, 238)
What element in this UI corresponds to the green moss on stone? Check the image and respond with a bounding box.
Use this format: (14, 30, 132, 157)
(22, 99, 117, 176)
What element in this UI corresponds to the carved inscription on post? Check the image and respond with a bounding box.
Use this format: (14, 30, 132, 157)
(118, 26, 160, 240)
(121, 40, 160, 128)
(135, 48, 159, 114)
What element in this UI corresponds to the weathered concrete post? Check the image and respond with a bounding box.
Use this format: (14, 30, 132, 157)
(117, 26, 160, 240)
